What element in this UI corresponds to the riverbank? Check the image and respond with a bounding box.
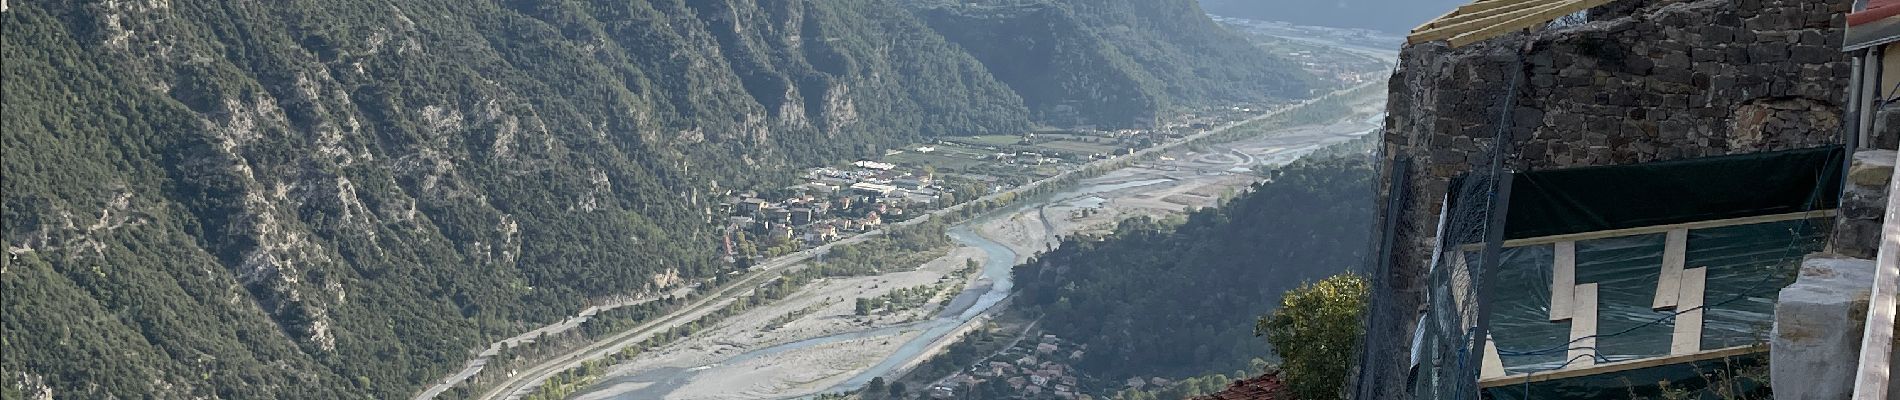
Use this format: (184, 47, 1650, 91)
(572, 87, 1383, 398)
(466, 79, 1388, 400)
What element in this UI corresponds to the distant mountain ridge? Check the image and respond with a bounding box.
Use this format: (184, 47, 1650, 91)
(913, 0, 1314, 128)
(1199, 0, 1468, 33)
(0, 0, 1306, 398)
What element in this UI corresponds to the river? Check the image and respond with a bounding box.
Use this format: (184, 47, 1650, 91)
(569, 175, 1184, 400)
(570, 223, 1020, 400)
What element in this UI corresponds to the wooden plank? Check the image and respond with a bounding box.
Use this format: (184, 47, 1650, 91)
(1409, 0, 1573, 44)
(1483, 335, 1507, 379)
(1671, 267, 1707, 355)
(1455, 0, 1544, 15)
(1425, 0, 1548, 31)
(1461, 210, 1837, 251)
(1550, 241, 1577, 321)
(1479, 345, 1762, 388)
(1567, 283, 1599, 369)
(1448, 0, 1619, 47)
(1654, 229, 1688, 310)
(1851, 150, 1900, 400)
(1414, 7, 1464, 34)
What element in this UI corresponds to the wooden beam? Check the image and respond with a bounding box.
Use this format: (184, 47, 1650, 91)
(1424, 0, 1547, 32)
(1671, 267, 1707, 355)
(1415, 7, 1464, 34)
(1409, 0, 1574, 44)
(1852, 150, 1900, 399)
(1461, 210, 1837, 251)
(1479, 345, 1762, 388)
(1567, 283, 1599, 369)
(1448, 0, 1617, 47)
(1550, 241, 1577, 321)
(1483, 336, 1507, 379)
(1654, 229, 1688, 310)
(1454, 0, 1545, 15)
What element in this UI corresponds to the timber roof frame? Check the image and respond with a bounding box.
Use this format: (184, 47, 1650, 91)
(1408, 0, 1619, 47)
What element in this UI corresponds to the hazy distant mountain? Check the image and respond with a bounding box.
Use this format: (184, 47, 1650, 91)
(912, 0, 1315, 128)
(1200, 0, 1468, 33)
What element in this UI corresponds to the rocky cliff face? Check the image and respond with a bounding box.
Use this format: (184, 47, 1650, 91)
(3, 0, 1003, 398)
(0, 0, 1301, 398)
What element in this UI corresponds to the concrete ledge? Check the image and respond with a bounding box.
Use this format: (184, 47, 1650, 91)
(1772, 254, 1877, 400)
(1849, 149, 1896, 188)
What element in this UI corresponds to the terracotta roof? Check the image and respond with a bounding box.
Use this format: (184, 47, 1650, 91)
(1848, 0, 1900, 50)
(1189, 373, 1289, 400)
(1851, 0, 1900, 26)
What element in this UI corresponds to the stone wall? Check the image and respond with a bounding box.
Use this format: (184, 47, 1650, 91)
(1832, 149, 1895, 258)
(1361, 0, 1853, 398)
(1873, 102, 1900, 149)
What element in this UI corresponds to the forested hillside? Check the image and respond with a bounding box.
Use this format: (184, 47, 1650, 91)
(0, 0, 1305, 398)
(1010, 140, 1378, 384)
(911, 0, 1314, 128)
(1, 1, 1035, 397)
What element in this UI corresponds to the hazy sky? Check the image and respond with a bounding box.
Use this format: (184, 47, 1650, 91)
(1200, 0, 1468, 33)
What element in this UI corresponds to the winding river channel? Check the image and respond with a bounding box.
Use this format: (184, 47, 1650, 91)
(572, 221, 1020, 400)
(572, 175, 1189, 400)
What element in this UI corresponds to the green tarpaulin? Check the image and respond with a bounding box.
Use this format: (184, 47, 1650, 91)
(1500, 146, 1843, 240)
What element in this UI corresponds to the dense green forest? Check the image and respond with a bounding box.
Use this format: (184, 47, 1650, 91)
(0, 0, 1305, 398)
(913, 0, 1314, 128)
(1008, 139, 1379, 386)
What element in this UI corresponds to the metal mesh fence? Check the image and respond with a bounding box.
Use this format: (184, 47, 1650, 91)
(1356, 45, 1526, 400)
(1416, 165, 1509, 400)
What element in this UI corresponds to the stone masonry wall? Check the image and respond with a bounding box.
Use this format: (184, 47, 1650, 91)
(1874, 102, 1900, 150)
(1360, 0, 1852, 398)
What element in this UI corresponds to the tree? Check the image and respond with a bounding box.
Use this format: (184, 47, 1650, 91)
(889, 382, 908, 398)
(1256, 273, 1368, 400)
(866, 377, 888, 399)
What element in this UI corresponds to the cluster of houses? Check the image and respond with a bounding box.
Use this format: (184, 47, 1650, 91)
(716, 160, 959, 258)
(930, 334, 1089, 399)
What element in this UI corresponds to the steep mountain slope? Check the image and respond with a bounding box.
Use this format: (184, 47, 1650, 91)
(1, 0, 1028, 398)
(1010, 142, 1377, 384)
(0, 0, 1306, 398)
(913, 0, 1314, 129)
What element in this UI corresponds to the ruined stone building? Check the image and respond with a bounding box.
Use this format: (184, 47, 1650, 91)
(1358, 0, 1898, 398)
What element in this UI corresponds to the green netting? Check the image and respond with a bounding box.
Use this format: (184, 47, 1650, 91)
(1489, 244, 1566, 373)
(1690, 220, 1830, 349)
(1577, 234, 1674, 363)
(1500, 146, 1843, 240)
(1482, 352, 1770, 400)
(1486, 219, 1829, 375)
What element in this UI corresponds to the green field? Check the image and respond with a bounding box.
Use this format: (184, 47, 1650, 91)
(943, 135, 1023, 147)
(1033, 140, 1120, 156)
(884, 151, 988, 172)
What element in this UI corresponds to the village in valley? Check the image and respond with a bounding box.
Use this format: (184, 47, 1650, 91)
(710, 104, 1274, 266)
(929, 332, 1093, 399)
(706, 22, 1398, 269)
